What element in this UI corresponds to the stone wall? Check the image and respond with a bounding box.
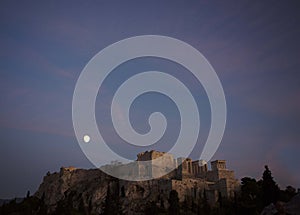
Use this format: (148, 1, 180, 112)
(171, 178, 207, 202)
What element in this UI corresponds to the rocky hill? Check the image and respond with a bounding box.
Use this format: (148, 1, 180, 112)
(34, 167, 174, 214)
(1, 161, 298, 214)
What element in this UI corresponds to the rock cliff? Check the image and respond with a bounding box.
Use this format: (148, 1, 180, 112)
(35, 167, 172, 214)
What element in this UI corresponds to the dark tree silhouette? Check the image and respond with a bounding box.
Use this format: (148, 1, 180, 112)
(202, 189, 211, 214)
(160, 198, 165, 209)
(218, 191, 223, 208)
(239, 177, 263, 214)
(279, 185, 297, 202)
(144, 201, 159, 215)
(102, 181, 123, 215)
(26, 190, 30, 198)
(168, 190, 180, 215)
(121, 185, 125, 197)
(262, 165, 280, 206)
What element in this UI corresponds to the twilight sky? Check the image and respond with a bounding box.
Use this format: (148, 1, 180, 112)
(0, 1, 300, 198)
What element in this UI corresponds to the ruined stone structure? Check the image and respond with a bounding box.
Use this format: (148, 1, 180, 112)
(102, 150, 239, 204)
(135, 150, 239, 202)
(35, 150, 239, 214)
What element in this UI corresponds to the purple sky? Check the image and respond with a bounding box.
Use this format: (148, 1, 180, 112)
(0, 1, 300, 198)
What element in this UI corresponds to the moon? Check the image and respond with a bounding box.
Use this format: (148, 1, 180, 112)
(83, 135, 90, 143)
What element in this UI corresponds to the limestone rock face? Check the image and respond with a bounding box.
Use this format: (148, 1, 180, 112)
(35, 167, 113, 214)
(35, 167, 170, 214)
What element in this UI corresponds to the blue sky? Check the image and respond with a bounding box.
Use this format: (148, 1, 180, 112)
(0, 1, 300, 198)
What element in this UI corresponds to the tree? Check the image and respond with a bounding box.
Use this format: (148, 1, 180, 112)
(168, 190, 180, 215)
(102, 181, 123, 215)
(240, 177, 262, 203)
(279, 185, 297, 202)
(218, 191, 223, 208)
(26, 190, 30, 198)
(239, 177, 263, 214)
(262, 165, 280, 206)
(145, 201, 159, 215)
(121, 186, 125, 197)
(202, 189, 211, 214)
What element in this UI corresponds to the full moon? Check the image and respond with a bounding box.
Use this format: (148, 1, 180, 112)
(83, 135, 90, 143)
